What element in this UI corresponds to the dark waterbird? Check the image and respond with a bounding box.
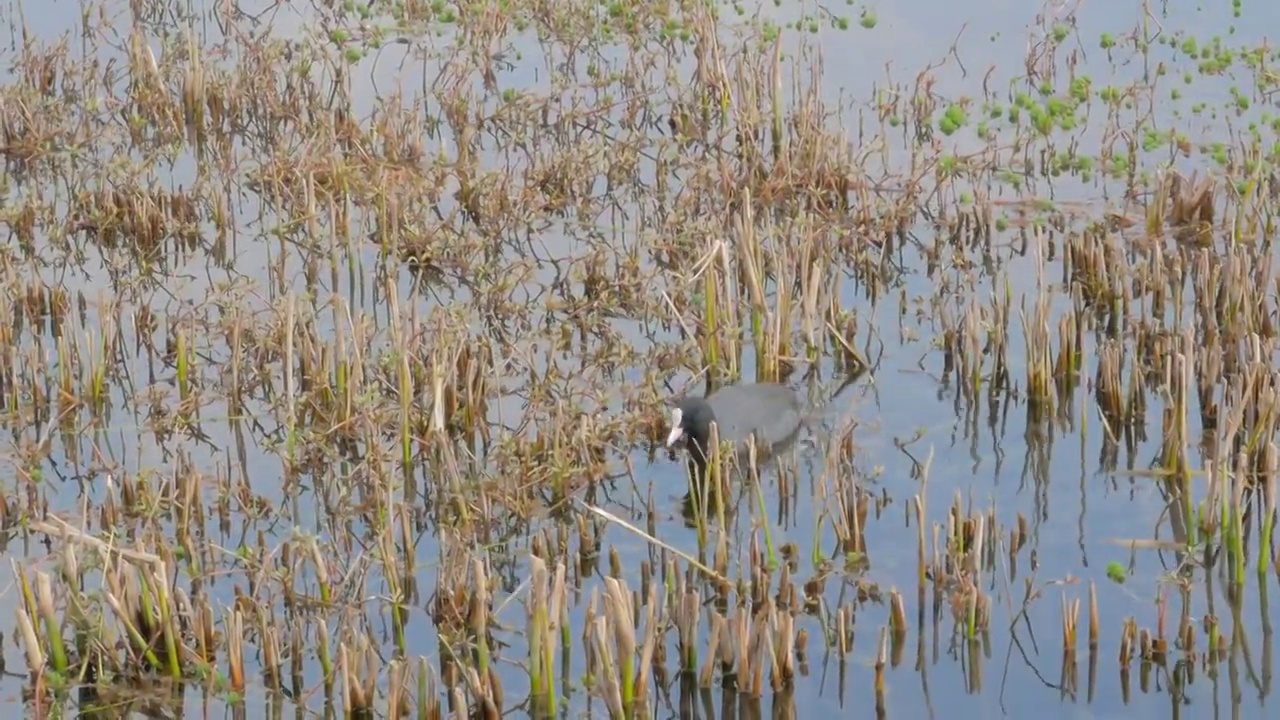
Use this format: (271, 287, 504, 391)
(665, 382, 803, 471)
(664, 371, 862, 492)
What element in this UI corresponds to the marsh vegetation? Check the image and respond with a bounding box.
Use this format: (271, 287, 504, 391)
(0, 0, 1277, 717)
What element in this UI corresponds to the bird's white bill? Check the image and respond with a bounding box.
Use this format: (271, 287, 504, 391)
(665, 408, 684, 447)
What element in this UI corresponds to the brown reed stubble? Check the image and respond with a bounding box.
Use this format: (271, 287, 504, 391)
(3, 0, 1280, 717)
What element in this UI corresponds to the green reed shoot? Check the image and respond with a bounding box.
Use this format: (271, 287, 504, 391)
(88, 328, 109, 415)
(103, 584, 162, 671)
(136, 569, 164, 671)
(149, 564, 182, 679)
(810, 500, 825, 569)
(717, 240, 742, 377)
(752, 469, 778, 570)
(310, 537, 332, 605)
(14, 560, 38, 632)
(703, 257, 720, 373)
(1261, 467, 1276, 576)
(57, 335, 73, 415)
(687, 421, 728, 551)
(1228, 467, 1246, 586)
(677, 588, 700, 674)
(712, 434, 729, 532)
(528, 556, 554, 712)
(35, 572, 69, 675)
(318, 618, 334, 686)
(176, 326, 190, 408)
(602, 578, 637, 716)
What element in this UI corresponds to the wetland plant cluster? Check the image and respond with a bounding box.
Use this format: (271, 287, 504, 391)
(0, 0, 1277, 718)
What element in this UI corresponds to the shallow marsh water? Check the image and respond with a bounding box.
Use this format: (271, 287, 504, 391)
(0, 0, 1277, 718)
